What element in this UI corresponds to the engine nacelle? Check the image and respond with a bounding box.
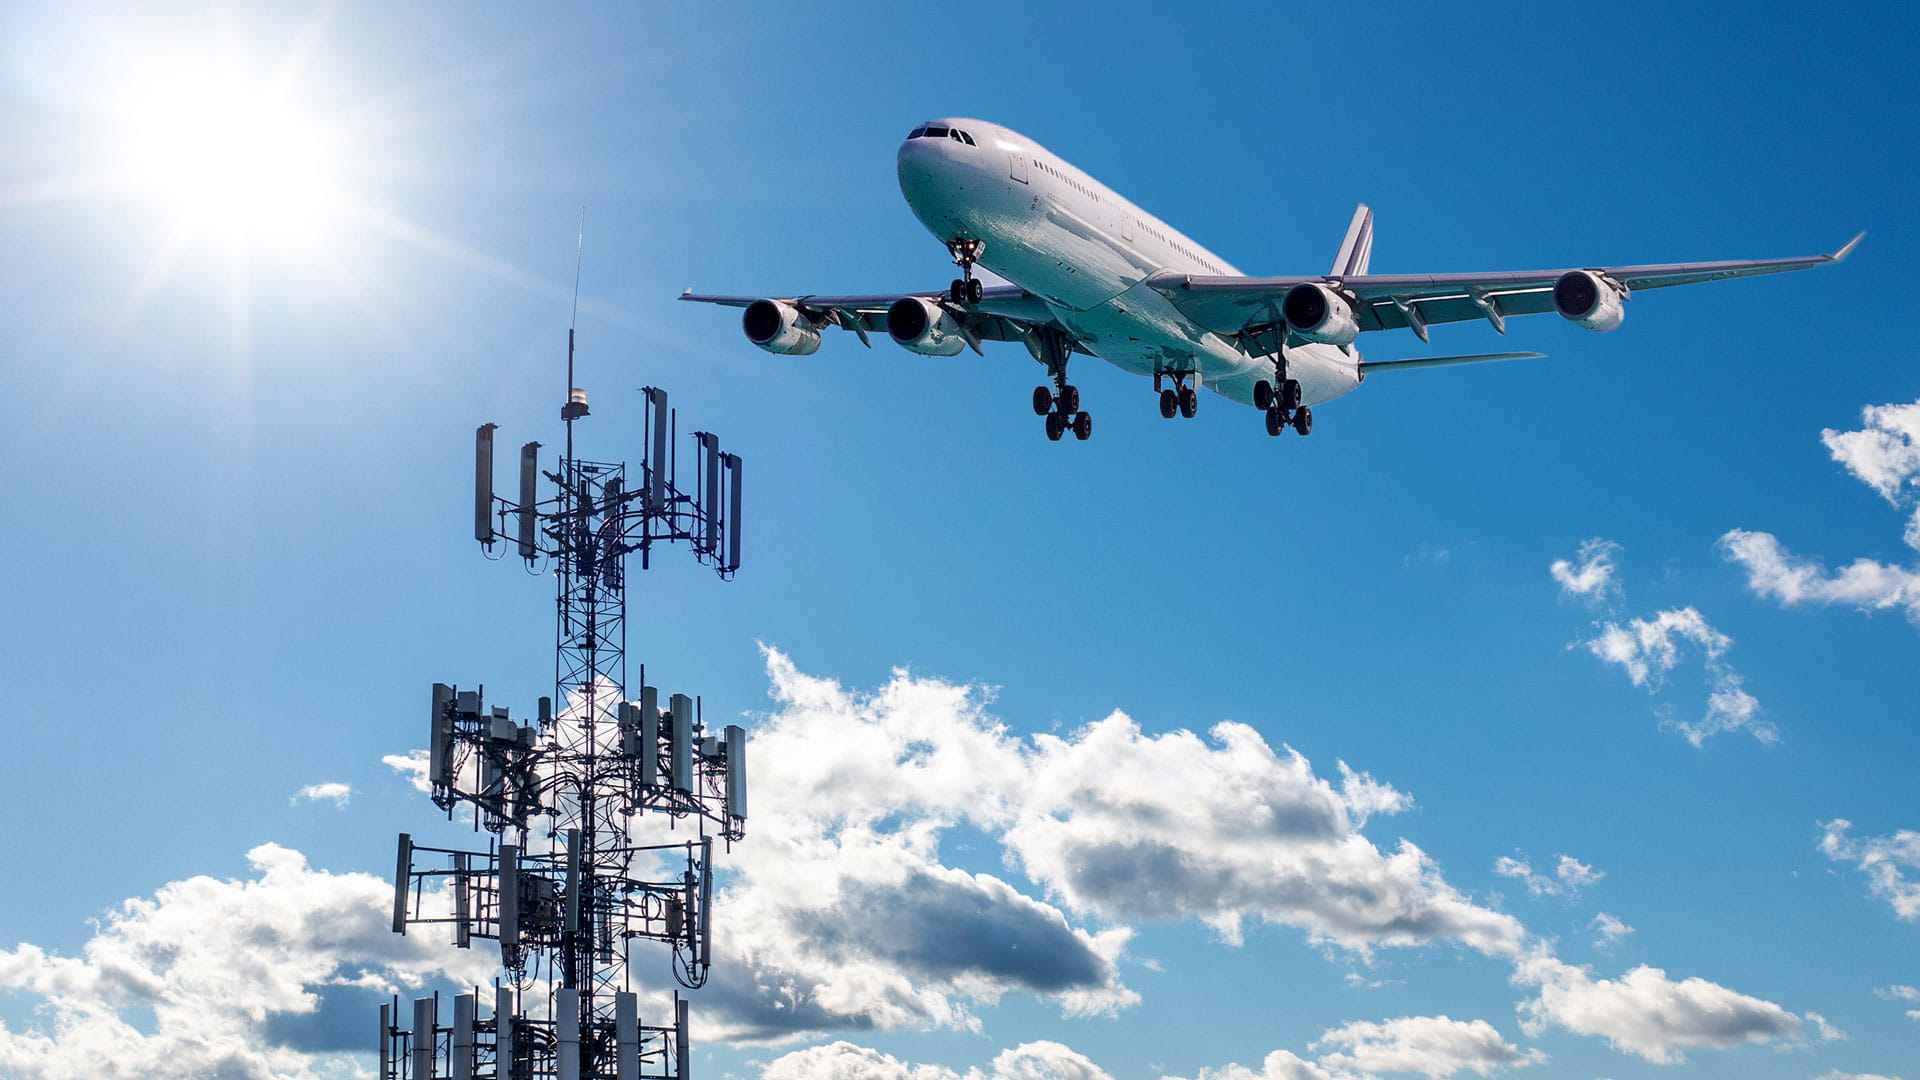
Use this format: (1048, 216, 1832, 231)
(1281, 282, 1360, 346)
(886, 296, 966, 356)
(742, 299, 822, 355)
(1552, 270, 1626, 332)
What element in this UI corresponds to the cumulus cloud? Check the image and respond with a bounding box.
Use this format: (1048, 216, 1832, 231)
(1588, 912, 1633, 950)
(1819, 820, 1920, 921)
(1311, 1015, 1545, 1078)
(704, 650, 1526, 1042)
(1493, 853, 1602, 898)
(1551, 538, 1621, 603)
(1720, 399, 1920, 624)
(760, 1039, 1113, 1080)
(1582, 606, 1774, 746)
(701, 652, 1133, 1040)
(1512, 948, 1803, 1063)
(0, 844, 496, 1080)
(290, 781, 352, 808)
(1002, 712, 1522, 957)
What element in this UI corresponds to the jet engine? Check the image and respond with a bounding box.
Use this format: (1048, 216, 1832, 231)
(1551, 270, 1626, 332)
(742, 299, 822, 355)
(1282, 283, 1360, 346)
(886, 296, 967, 356)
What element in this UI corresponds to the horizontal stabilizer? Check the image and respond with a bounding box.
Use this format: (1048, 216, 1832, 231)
(1358, 351, 1545, 373)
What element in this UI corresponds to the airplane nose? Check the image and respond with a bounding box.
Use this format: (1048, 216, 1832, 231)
(895, 139, 945, 206)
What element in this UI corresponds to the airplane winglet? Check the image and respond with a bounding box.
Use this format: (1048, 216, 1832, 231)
(1830, 231, 1866, 262)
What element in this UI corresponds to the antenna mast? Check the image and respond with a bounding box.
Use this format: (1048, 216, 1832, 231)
(384, 234, 747, 1080)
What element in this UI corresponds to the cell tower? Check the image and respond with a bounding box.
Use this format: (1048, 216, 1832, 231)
(379, 317, 746, 1080)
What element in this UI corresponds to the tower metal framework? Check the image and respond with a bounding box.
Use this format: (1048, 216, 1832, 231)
(381, 328, 746, 1080)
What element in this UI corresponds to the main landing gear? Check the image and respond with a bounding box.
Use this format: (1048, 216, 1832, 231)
(946, 238, 985, 305)
(1253, 366, 1312, 437)
(1154, 371, 1200, 420)
(1031, 328, 1090, 441)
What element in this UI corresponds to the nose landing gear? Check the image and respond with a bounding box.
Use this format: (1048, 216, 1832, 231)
(946, 238, 986, 305)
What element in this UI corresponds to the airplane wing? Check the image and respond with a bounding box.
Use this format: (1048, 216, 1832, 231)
(679, 284, 1074, 356)
(1142, 233, 1863, 343)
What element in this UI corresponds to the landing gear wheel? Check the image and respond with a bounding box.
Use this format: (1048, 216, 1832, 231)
(1073, 411, 1092, 441)
(1045, 412, 1066, 441)
(1254, 380, 1273, 412)
(1058, 385, 1080, 414)
(1159, 388, 1177, 418)
(1281, 379, 1302, 411)
(949, 279, 965, 303)
(1265, 408, 1285, 437)
(1292, 406, 1313, 436)
(966, 277, 984, 304)
(1178, 386, 1198, 418)
(1032, 386, 1054, 415)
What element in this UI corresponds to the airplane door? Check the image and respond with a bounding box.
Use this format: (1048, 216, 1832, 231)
(1008, 151, 1028, 184)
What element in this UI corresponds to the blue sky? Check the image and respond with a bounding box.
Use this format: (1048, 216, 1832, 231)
(1, 3, 1916, 1079)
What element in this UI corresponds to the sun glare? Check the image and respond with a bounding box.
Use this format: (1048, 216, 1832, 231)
(120, 61, 346, 256)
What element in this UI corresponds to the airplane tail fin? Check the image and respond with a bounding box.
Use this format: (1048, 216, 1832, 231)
(1330, 204, 1373, 277)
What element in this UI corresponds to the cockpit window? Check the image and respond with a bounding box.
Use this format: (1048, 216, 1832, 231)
(948, 129, 962, 141)
(925, 125, 949, 137)
(960, 131, 975, 145)
(908, 126, 927, 138)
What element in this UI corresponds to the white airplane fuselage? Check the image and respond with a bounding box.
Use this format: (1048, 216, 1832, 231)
(895, 118, 1360, 408)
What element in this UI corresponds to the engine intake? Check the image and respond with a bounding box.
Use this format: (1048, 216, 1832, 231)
(886, 296, 966, 356)
(1552, 270, 1626, 332)
(1282, 282, 1359, 346)
(742, 299, 822, 355)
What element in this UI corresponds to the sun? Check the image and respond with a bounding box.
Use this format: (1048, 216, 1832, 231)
(118, 59, 346, 257)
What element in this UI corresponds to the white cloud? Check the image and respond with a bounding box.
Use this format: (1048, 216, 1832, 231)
(382, 748, 432, 793)
(1804, 1011, 1848, 1042)
(760, 1040, 1114, 1080)
(1814, 1072, 1903, 1080)
(1551, 538, 1621, 603)
(704, 649, 1525, 1042)
(0, 844, 496, 1080)
(1002, 711, 1524, 957)
(1824, 400, 1920, 504)
(1581, 606, 1775, 746)
(290, 781, 351, 808)
(1512, 948, 1803, 1063)
(1875, 984, 1920, 1020)
(1587, 912, 1633, 950)
(1718, 529, 1920, 623)
(1493, 853, 1602, 898)
(700, 652, 1134, 1041)
(1720, 399, 1920, 625)
(1311, 1015, 1546, 1078)
(1819, 820, 1920, 921)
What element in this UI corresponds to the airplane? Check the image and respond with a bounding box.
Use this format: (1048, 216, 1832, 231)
(682, 118, 1861, 442)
